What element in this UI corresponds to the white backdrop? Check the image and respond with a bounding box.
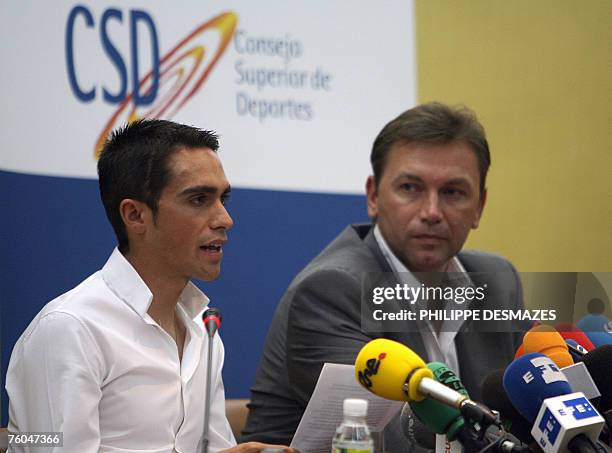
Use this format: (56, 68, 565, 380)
(0, 0, 417, 193)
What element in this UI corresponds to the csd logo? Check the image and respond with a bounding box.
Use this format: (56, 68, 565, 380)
(65, 5, 161, 105)
(357, 353, 386, 388)
(64, 5, 237, 157)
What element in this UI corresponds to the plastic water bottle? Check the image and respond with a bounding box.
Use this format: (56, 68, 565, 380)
(332, 398, 374, 453)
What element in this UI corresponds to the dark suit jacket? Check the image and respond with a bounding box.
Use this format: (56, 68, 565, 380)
(241, 224, 527, 450)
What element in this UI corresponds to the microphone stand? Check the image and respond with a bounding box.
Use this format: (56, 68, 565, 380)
(202, 335, 214, 453)
(202, 308, 222, 453)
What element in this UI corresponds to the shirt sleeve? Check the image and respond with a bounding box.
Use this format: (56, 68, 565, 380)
(7, 311, 105, 453)
(206, 334, 237, 453)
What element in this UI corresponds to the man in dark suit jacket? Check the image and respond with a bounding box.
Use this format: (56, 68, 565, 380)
(242, 103, 527, 450)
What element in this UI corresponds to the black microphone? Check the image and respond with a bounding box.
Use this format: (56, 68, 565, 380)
(581, 345, 612, 446)
(202, 308, 222, 453)
(482, 369, 537, 446)
(400, 403, 435, 451)
(581, 345, 612, 413)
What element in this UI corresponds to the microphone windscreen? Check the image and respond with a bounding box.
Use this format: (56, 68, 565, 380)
(408, 362, 467, 440)
(355, 338, 433, 402)
(400, 404, 435, 450)
(555, 322, 595, 351)
(577, 314, 612, 348)
(523, 325, 574, 368)
(503, 352, 572, 423)
(581, 344, 612, 412)
(481, 369, 536, 444)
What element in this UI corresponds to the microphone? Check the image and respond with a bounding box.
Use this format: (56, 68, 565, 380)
(581, 345, 612, 413)
(503, 353, 572, 423)
(408, 362, 469, 442)
(577, 315, 612, 348)
(203, 307, 222, 337)
(355, 338, 432, 402)
(567, 340, 589, 362)
(555, 323, 595, 352)
(202, 308, 222, 453)
(532, 392, 604, 453)
(408, 363, 529, 453)
(355, 339, 499, 427)
(482, 369, 535, 445)
(523, 325, 574, 368)
(400, 403, 435, 451)
(515, 320, 548, 359)
(575, 345, 612, 447)
(503, 353, 605, 453)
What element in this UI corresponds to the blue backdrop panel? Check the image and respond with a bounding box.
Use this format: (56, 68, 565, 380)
(0, 169, 368, 425)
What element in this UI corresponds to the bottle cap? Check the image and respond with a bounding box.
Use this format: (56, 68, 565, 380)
(344, 398, 368, 416)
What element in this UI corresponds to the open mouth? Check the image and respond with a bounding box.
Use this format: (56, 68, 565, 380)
(200, 245, 222, 252)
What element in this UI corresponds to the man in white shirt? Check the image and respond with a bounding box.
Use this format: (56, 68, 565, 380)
(6, 120, 291, 453)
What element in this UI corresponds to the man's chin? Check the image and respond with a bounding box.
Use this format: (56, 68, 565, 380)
(408, 252, 449, 273)
(194, 266, 221, 282)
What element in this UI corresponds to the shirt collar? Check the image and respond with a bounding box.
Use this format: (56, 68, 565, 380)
(101, 248, 210, 319)
(177, 281, 211, 319)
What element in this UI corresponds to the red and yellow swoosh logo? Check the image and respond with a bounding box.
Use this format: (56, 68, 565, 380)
(94, 11, 237, 158)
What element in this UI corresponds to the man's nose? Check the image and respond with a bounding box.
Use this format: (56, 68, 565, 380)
(211, 200, 234, 231)
(419, 191, 443, 225)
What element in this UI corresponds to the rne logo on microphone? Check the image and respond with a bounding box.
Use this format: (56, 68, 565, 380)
(357, 353, 386, 388)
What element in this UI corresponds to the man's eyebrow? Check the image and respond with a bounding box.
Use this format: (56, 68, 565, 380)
(394, 173, 472, 186)
(393, 173, 424, 183)
(179, 184, 231, 196)
(444, 177, 472, 186)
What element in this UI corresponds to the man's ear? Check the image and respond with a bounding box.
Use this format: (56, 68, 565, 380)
(472, 188, 487, 229)
(366, 175, 378, 219)
(119, 199, 150, 237)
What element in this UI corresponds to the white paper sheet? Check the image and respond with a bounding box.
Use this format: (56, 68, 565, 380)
(290, 363, 403, 453)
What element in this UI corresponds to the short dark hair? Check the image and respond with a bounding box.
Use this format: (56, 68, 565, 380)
(370, 102, 490, 193)
(97, 119, 219, 253)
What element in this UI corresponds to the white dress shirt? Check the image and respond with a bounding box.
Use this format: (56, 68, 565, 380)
(6, 248, 236, 453)
(373, 225, 473, 376)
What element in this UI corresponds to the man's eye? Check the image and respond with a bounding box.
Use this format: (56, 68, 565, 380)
(442, 187, 466, 198)
(191, 196, 207, 205)
(400, 183, 420, 192)
(221, 194, 231, 205)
